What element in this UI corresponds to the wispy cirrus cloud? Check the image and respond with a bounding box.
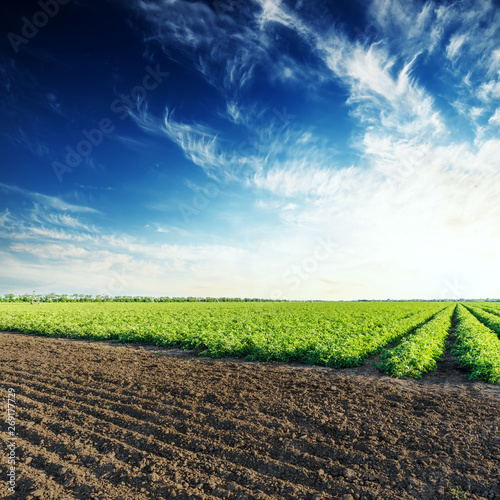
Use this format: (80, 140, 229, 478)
(489, 107, 500, 125)
(0, 183, 99, 213)
(446, 33, 466, 60)
(125, 0, 499, 182)
(366, 0, 500, 138)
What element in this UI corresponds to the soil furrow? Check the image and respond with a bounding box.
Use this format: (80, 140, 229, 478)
(13, 385, 334, 498)
(6, 366, 387, 463)
(0, 431, 155, 500)
(12, 369, 460, 478)
(0, 436, 80, 500)
(4, 364, 302, 439)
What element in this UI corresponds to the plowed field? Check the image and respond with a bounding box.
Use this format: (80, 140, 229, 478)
(1, 332, 499, 500)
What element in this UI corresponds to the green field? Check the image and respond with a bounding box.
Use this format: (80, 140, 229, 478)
(1, 301, 499, 383)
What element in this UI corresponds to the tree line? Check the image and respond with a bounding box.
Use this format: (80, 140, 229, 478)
(0, 294, 280, 303)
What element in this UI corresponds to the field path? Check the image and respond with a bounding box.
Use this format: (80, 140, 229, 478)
(1, 332, 499, 499)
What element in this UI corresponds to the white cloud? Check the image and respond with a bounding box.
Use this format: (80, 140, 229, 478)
(145, 223, 170, 234)
(478, 80, 500, 102)
(491, 48, 500, 73)
(489, 107, 500, 125)
(470, 107, 485, 118)
(163, 110, 237, 181)
(446, 33, 466, 60)
(0, 183, 99, 214)
(253, 162, 361, 199)
(0, 209, 12, 227)
(316, 38, 446, 141)
(11, 242, 90, 260)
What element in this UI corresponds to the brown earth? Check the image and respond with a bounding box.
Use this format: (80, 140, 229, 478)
(0, 331, 499, 500)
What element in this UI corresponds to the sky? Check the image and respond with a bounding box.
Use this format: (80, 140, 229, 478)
(0, 0, 499, 300)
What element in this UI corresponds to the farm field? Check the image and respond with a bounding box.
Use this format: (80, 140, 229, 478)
(1, 330, 500, 500)
(2, 301, 500, 499)
(1, 301, 500, 381)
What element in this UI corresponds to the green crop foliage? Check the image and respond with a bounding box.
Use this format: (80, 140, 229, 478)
(0, 301, 448, 369)
(453, 305, 500, 384)
(2, 301, 499, 384)
(305, 305, 448, 367)
(377, 305, 455, 378)
(465, 305, 500, 336)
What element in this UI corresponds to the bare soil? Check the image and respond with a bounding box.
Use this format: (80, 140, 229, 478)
(1, 331, 499, 500)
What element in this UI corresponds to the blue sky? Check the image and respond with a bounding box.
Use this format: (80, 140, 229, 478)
(1, 0, 499, 299)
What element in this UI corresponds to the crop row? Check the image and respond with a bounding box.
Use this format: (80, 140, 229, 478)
(376, 305, 455, 378)
(467, 305, 500, 336)
(303, 306, 448, 367)
(452, 305, 500, 384)
(478, 303, 500, 314)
